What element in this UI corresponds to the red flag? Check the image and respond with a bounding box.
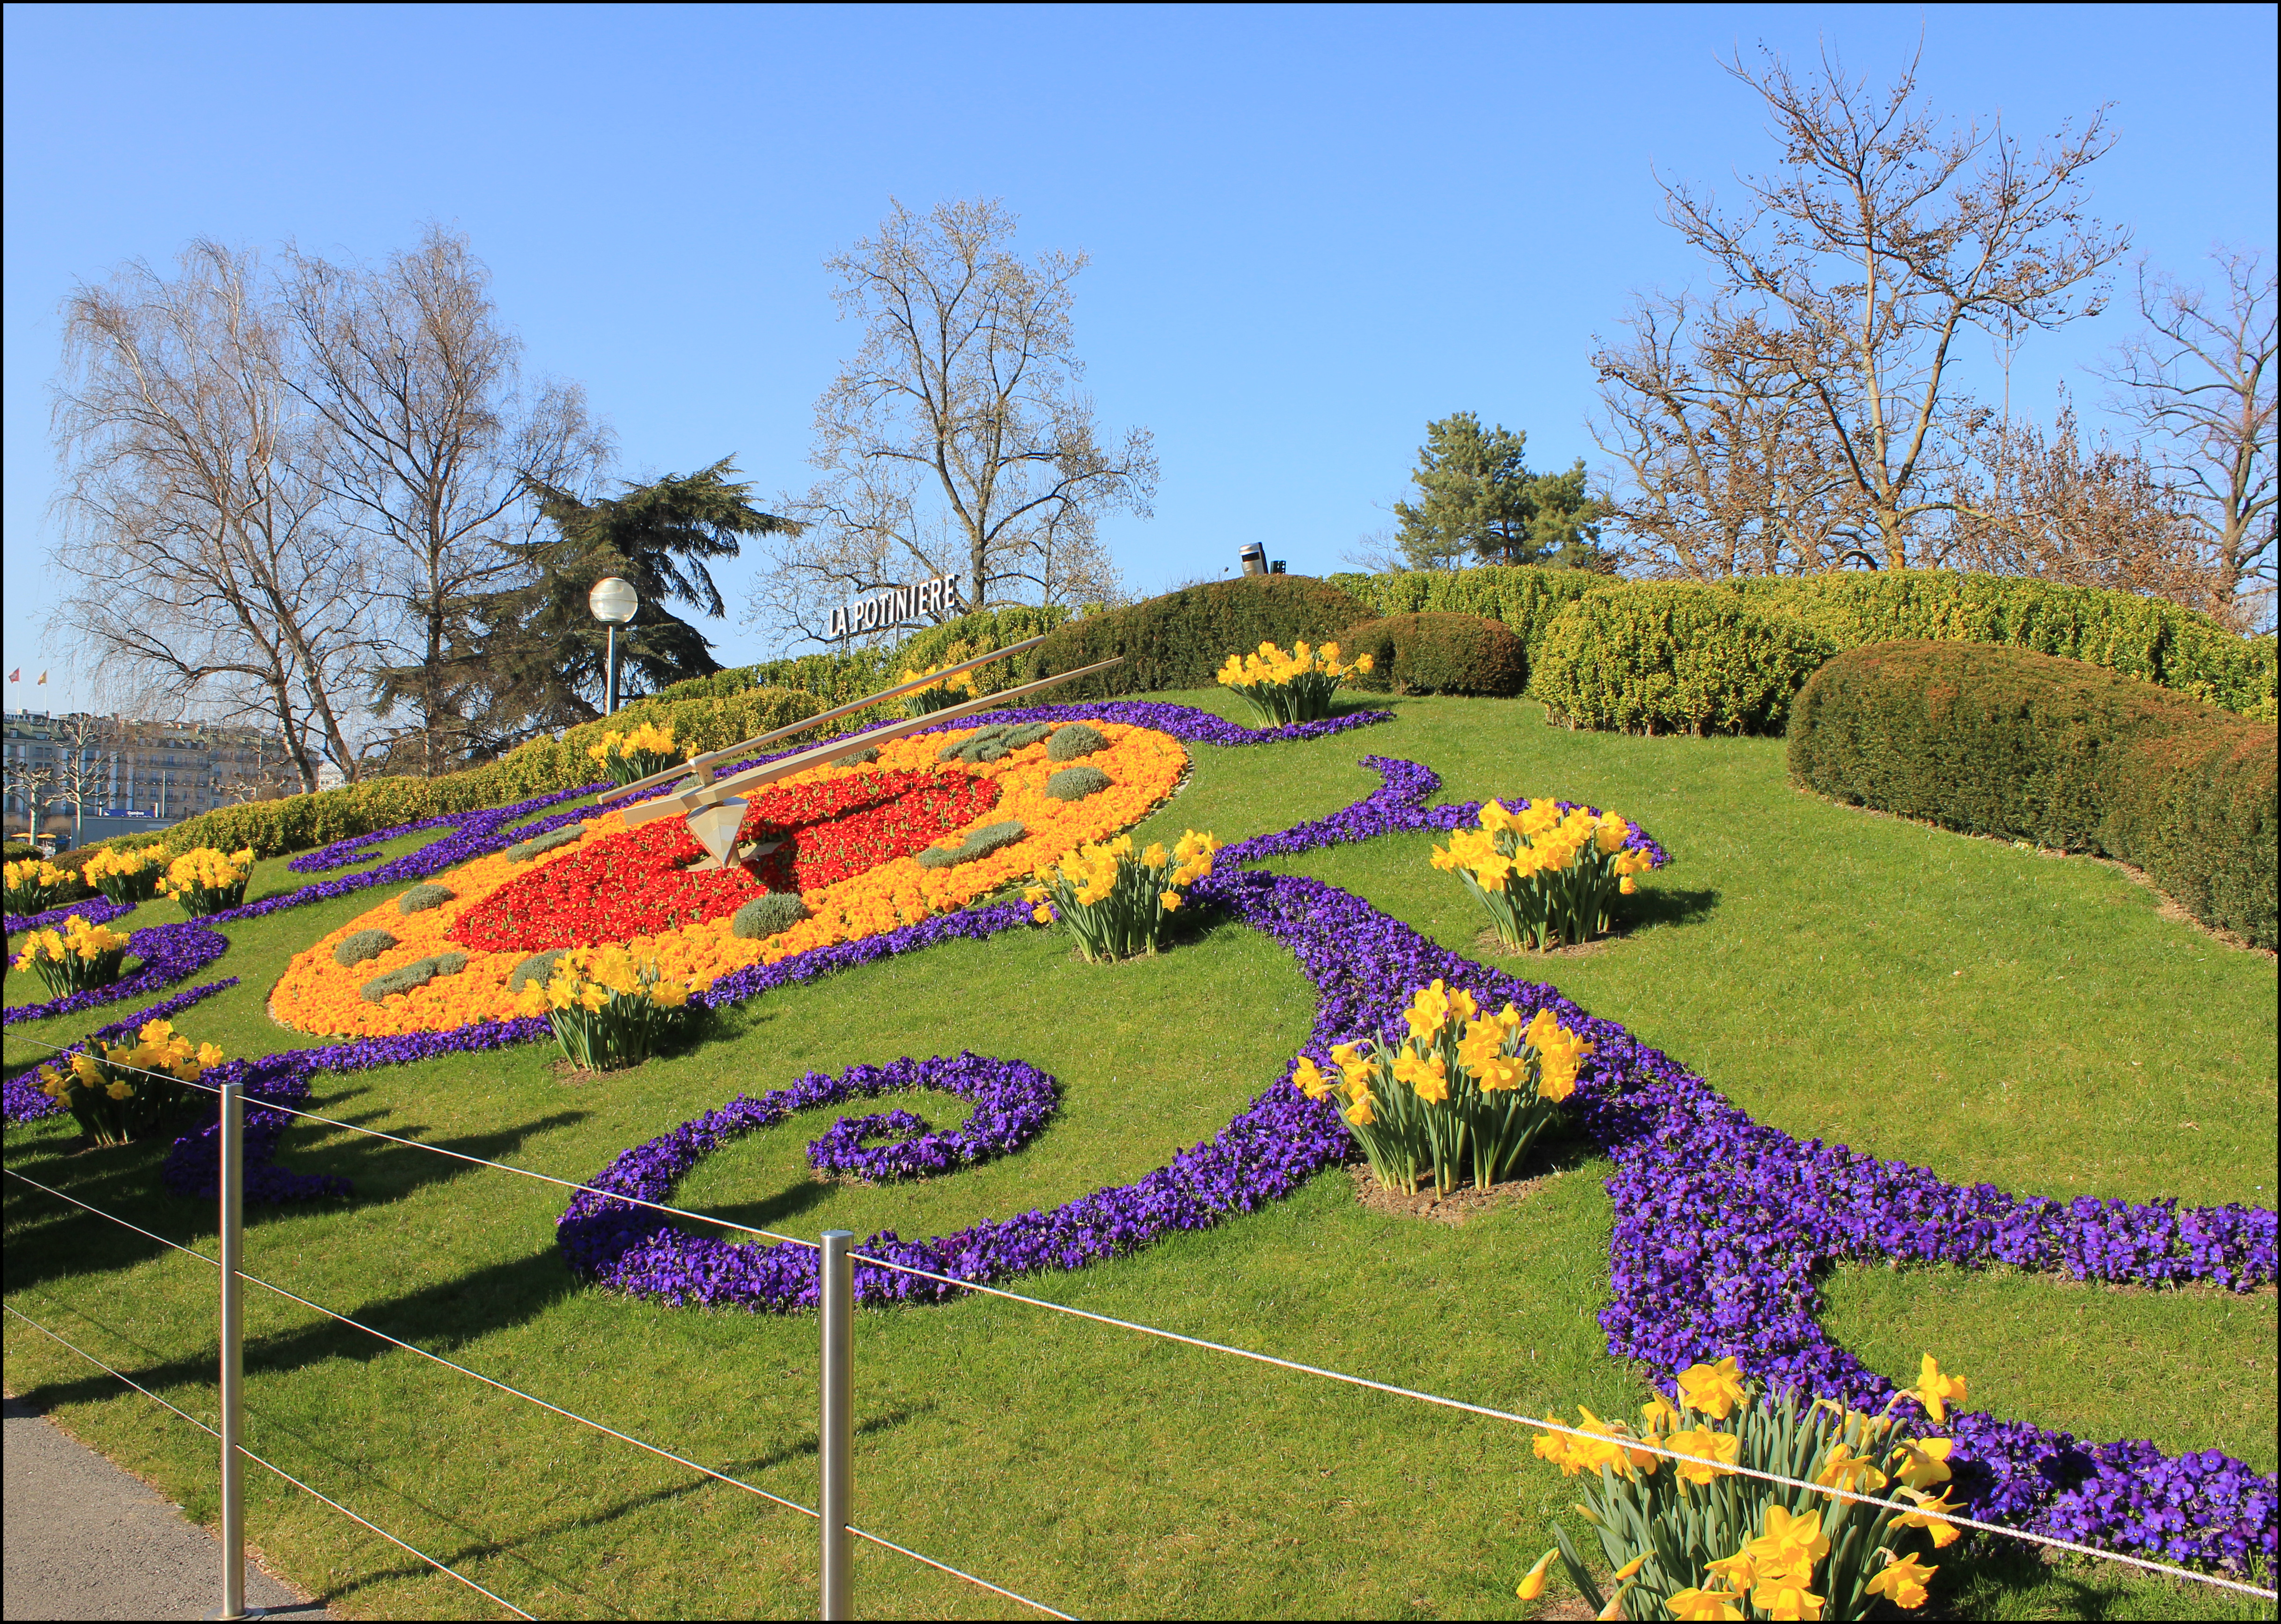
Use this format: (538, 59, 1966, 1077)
(6, 668, 17, 682)
(36, 672, 47, 685)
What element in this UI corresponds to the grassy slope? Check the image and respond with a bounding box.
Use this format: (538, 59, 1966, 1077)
(5, 692, 2274, 1621)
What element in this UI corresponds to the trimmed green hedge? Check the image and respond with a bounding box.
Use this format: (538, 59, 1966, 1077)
(1326, 566, 1601, 688)
(1022, 576, 1373, 700)
(1329, 565, 2277, 718)
(1342, 613, 1526, 697)
(1788, 642, 2278, 948)
(1733, 571, 2275, 719)
(656, 605, 1077, 707)
(147, 686, 828, 859)
(1536, 585, 1834, 736)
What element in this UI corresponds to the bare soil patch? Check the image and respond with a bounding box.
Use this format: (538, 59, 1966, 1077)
(1347, 1162, 1567, 1224)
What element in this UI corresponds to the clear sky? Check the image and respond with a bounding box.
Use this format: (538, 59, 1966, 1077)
(6, 2, 2275, 712)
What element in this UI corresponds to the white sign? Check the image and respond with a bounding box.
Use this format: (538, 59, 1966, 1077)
(829, 574, 961, 641)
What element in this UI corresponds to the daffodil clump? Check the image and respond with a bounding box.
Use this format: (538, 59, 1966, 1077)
(158, 847, 255, 917)
(513, 944, 702, 1070)
(902, 659, 980, 717)
(1518, 1354, 1968, 1621)
(585, 723, 682, 788)
(11, 914, 134, 996)
(35, 1021, 224, 1147)
(1215, 640, 1371, 725)
(82, 844, 164, 904)
(1431, 798, 1655, 951)
(1025, 830, 1220, 962)
(1295, 978, 1591, 1195)
(3, 857, 72, 915)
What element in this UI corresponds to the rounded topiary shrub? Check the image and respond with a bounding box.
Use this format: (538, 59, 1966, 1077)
(731, 893, 811, 940)
(1789, 641, 2278, 948)
(1341, 613, 1526, 696)
(1046, 766, 1112, 802)
(360, 952, 468, 1003)
(506, 827, 582, 863)
(333, 929, 397, 967)
(1045, 723, 1107, 761)
(1535, 585, 1834, 736)
(1024, 575, 1374, 700)
(916, 819, 1030, 870)
(396, 884, 455, 915)
(506, 949, 568, 993)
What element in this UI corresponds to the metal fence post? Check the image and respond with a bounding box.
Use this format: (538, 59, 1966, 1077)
(212, 1077, 253, 1620)
(820, 1230, 853, 1621)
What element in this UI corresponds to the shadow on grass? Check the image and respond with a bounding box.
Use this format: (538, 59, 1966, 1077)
(1934, 1541, 2276, 1622)
(1, 1101, 590, 1296)
(304, 1397, 934, 1617)
(1628, 884, 1719, 933)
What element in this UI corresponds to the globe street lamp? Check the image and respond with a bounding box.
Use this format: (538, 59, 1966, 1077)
(588, 577, 640, 715)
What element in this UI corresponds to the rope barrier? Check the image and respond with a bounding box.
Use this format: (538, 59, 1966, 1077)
(9, 1037, 2271, 1602)
(2, 1163, 1072, 1620)
(2, 1300, 533, 1619)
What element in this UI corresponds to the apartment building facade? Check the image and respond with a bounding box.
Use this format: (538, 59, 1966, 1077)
(3, 709, 296, 841)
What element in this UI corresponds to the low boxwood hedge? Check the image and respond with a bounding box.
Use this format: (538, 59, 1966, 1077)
(1535, 585, 1834, 735)
(1022, 576, 1372, 700)
(138, 686, 827, 860)
(1788, 641, 2278, 948)
(1330, 564, 2277, 717)
(1341, 613, 1525, 696)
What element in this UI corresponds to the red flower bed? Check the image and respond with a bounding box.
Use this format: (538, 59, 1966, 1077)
(451, 769, 998, 954)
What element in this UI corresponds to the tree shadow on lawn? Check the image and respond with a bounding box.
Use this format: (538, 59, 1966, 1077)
(307, 1395, 935, 1617)
(0, 1095, 590, 1297)
(1934, 1541, 2273, 1622)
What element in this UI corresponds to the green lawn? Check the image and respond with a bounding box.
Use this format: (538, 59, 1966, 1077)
(6, 692, 2274, 1620)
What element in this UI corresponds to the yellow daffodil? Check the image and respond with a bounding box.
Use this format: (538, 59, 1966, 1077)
(1897, 1490, 1963, 1548)
(1675, 1356, 1746, 1420)
(1913, 1355, 1966, 1423)
(1291, 1057, 1330, 1100)
(1665, 1427, 1742, 1484)
(1750, 1576, 1826, 1620)
(1891, 1438, 1954, 1492)
(1666, 1588, 1744, 1622)
(1515, 1549, 1556, 1601)
(1864, 1551, 1937, 1609)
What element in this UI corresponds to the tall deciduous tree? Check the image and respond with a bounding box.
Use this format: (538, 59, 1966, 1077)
(1392, 412, 1607, 570)
(52, 241, 370, 791)
(1606, 45, 2127, 571)
(281, 227, 612, 775)
(755, 199, 1155, 645)
(2099, 249, 2277, 628)
(1592, 295, 1870, 578)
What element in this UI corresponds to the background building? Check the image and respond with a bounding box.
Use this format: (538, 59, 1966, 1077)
(3, 709, 296, 845)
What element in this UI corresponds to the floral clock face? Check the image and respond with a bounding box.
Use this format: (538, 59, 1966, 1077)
(271, 722, 1188, 1037)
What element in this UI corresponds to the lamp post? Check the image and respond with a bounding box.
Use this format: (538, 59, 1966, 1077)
(588, 577, 640, 716)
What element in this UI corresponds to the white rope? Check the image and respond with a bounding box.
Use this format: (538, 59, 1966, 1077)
(4, 1152, 1071, 1619)
(843, 1250, 2281, 1601)
(14, 1040, 2268, 1600)
(6, 1034, 818, 1249)
(1, 1300, 533, 1619)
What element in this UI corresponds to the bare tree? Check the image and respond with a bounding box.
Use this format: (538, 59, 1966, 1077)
(1637, 44, 2128, 567)
(52, 241, 370, 791)
(1592, 293, 1870, 577)
(2099, 249, 2277, 628)
(756, 199, 1154, 646)
(281, 226, 612, 773)
(1948, 394, 2219, 608)
(3, 758, 56, 842)
(50, 713, 114, 847)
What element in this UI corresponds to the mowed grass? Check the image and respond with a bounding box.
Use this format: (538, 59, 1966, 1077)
(5, 692, 2275, 1620)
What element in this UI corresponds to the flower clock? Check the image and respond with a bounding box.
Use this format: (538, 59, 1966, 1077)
(270, 720, 1188, 1037)
(5, 699, 2273, 1581)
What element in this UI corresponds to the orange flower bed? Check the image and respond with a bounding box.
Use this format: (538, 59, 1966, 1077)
(270, 722, 1188, 1037)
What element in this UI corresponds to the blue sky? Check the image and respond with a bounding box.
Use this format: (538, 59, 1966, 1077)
(6, 2, 2275, 711)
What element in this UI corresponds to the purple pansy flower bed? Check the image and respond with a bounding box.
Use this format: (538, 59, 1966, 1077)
(4, 921, 231, 1024)
(7, 729, 2271, 1570)
(4, 894, 135, 936)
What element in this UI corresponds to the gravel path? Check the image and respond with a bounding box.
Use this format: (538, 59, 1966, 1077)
(3, 1393, 327, 1620)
